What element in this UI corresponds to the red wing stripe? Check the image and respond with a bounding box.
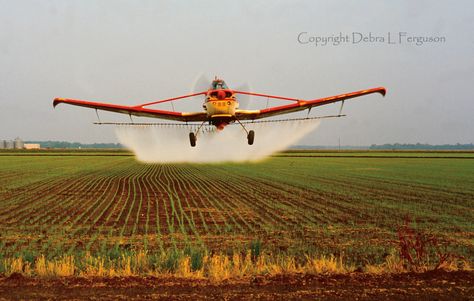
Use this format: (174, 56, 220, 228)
(260, 87, 386, 114)
(308, 87, 386, 103)
(234, 87, 385, 104)
(53, 98, 209, 122)
(233, 91, 301, 102)
(135, 91, 207, 108)
(260, 102, 299, 114)
(53, 98, 182, 117)
(235, 87, 386, 120)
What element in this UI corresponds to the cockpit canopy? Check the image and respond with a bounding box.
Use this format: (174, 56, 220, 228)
(211, 80, 228, 90)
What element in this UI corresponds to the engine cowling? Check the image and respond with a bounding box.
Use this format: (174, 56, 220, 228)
(217, 90, 226, 100)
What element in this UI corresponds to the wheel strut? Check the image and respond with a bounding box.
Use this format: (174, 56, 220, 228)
(189, 120, 207, 147)
(235, 118, 255, 145)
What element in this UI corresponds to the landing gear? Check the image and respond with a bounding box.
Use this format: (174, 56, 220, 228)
(235, 118, 255, 145)
(189, 118, 255, 147)
(189, 132, 196, 147)
(189, 120, 207, 147)
(247, 130, 255, 145)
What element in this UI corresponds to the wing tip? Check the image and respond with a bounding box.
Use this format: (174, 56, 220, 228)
(53, 98, 64, 108)
(377, 87, 387, 97)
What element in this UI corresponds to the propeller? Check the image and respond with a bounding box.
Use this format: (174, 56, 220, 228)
(235, 82, 253, 109)
(190, 73, 211, 94)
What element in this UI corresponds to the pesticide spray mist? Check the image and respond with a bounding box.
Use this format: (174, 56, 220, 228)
(115, 120, 320, 163)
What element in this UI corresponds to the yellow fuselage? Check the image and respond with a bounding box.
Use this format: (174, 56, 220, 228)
(205, 96, 238, 118)
(203, 88, 239, 129)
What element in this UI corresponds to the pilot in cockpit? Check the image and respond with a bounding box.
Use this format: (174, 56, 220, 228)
(212, 80, 228, 90)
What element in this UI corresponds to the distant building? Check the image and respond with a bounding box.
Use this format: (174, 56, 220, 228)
(14, 137, 24, 149)
(5, 140, 14, 149)
(0, 138, 27, 149)
(24, 143, 41, 150)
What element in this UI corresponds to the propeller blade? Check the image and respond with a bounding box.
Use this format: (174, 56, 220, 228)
(191, 73, 211, 94)
(235, 82, 252, 109)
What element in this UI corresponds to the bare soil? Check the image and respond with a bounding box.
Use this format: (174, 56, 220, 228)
(0, 270, 472, 300)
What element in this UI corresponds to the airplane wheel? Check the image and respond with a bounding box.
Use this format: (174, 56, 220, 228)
(189, 132, 196, 147)
(247, 130, 255, 145)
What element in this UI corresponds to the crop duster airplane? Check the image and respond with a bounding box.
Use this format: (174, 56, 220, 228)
(53, 78, 386, 147)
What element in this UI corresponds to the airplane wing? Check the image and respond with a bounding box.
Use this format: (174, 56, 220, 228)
(233, 87, 386, 120)
(53, 92, 208, 122)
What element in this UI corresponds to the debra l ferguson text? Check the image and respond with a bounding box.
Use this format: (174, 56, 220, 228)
(297, 32, 446, 46)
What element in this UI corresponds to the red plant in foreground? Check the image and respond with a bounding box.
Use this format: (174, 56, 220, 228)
(397, 219, 460, 272)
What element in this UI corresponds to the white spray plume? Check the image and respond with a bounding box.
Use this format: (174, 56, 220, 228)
(115, 120, 320, 163)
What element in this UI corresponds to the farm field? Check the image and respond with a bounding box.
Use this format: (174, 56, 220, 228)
(1, 150, 473, 263)
(277, 150, 474, 158)
(0, 150, 473, 298)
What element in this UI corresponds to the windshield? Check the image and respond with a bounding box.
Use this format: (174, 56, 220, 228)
(212, 80, 228, 90)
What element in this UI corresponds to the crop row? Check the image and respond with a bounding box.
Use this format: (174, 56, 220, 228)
(0, 154, 473, 264)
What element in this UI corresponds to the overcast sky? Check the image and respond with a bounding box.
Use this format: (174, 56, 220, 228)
(1, 0, 473, 145)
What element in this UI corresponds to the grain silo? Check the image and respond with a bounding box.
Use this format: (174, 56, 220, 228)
(14, 137, 24, 149)
(5, 140, 14, 149)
